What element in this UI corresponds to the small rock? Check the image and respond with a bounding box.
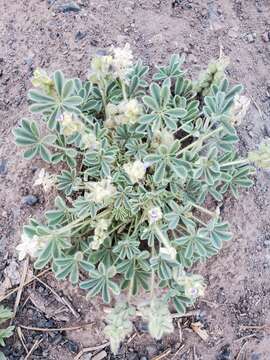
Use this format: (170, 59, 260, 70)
(0, 159, 7, 175)
(246, 33, 256, 43)
(75, 31, 87, 41)
(216, 344, 231, 360)
(51, 333, 63, 346)
(57, 2, 80, 12)
(140, 357, 148, 360)
(127, 353, 139, 360)
(261, 32, 270, 42)
(65, 340, 79, 353)
(22, 195, 39, 206)
(251, 352, 262, 360)
(146, 345, 157, 357)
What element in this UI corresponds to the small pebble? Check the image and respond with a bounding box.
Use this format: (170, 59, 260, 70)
(22, 195, 39, 206)
(216, 344, 231, 360)
(261, 32, 270, 43)
(57, 2, 80, 12)
(246, 33, 255, 43)
(0, 159, 7, 175)
(75, 31, 87, 41)
(65, 340, 79, 353)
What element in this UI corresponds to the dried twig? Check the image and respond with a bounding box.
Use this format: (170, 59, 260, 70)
(235, 341, 249, 360)
(74, 342, 110, 360)
(240, 324, 270, 331)
(17, 327, 29, 354)
(151, 348, 171, 360)
(19, 322, 92, 332)
(172, 345, 185, 359)
(61, 296, 80, 318)
(13, 258, 29, 317)
(127, 332, 137, 344)
(25, 338, 43, 360)
(235, 334, 256, 342)
(0, 268, 50, 302)
(250, 95, 264, 122)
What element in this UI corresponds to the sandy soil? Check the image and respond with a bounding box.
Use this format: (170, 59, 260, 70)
(0, 0, 270, 359)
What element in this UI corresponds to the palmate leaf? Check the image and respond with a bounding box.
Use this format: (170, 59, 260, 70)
(89, 240, 116, 267)
(150, 253, 179, 281)
(0, 307, 13, 324)
(34, 231, 71, 269)
(80, 263, 120, 303)
(0, 326, 14, 347)
(57, 169, 78, 195)
(174, 228, 210, 259)
(83, 138, 118, 178)
(55, 252, 94, 284)
(153, 54, 185, 81)
(194, 147, 221, 186)
(165, 283, 192, 314)
(73, 196, 99, 218)
(141, 80, 187, 132)
(113, 235, 141, 260)
(145, 141, 191, 183)
(28, 70, 83, 129)
(13, 119, 56, 162)
(199, 219, 232, 249)
(45, 196, 71, 227)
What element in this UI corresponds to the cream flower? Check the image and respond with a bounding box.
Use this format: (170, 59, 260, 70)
(230, 94, 250, 126)
(112, 43, 133, 81)
(31, 68, 54, 95)
(160, 246, 176, 260)
(33, 168, 55, 192)
(123, 160, 145, 184)
(148, 207, 163, 225)
(152, 129, 175, 149)
(105, 99, 142, 128)
(16, 232, 47, 261)
(80, 132, 100, 150)
(89, 54, 113, 84)
(91, 219, 111, 250)
(85, 178, 116, 204)
(59, 112, 84, 137)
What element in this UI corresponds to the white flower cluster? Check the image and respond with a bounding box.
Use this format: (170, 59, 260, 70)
(80, 132, 100, 150)
(85, 178, 116, 204)
(89, 53, 113, 84)
(112, 43, 133, 81)
(152, 129, 175, 149)
(230, 94, 250, 126)
(16, 232, 48, 261)
(159, 246, 176, 261)
(123, 160, 146, 184)
(91, 219, 111, 250)
(31, 68, 54, 95)
(59, 112, 84, 137)
(105, 99, 142, 128)
(33, 168, 55, 193)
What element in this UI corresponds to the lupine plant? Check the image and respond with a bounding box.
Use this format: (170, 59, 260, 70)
(13, 44, 269, 353)
(0, 306, 14, 359)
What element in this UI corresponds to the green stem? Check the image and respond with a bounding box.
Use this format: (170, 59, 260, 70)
(49, 143, 85, 155)
(220, 159, 249, 168)
(190, 214, 207, 227)
(121, 80, 128, 101)
(176, 127, 223, 156)
(150, 245, 156, 299)
(190, 203, 215, 217)
(153, 225, 171, 250)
